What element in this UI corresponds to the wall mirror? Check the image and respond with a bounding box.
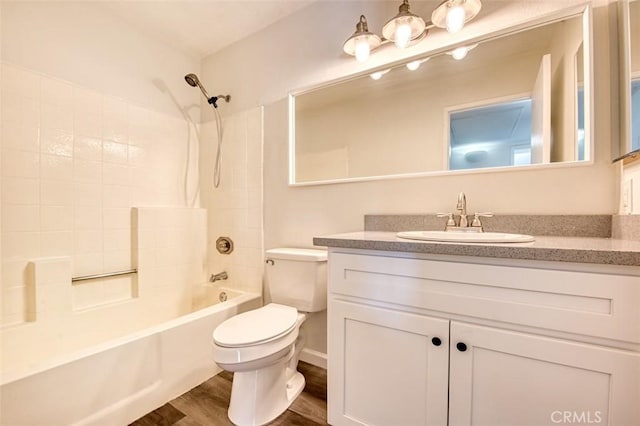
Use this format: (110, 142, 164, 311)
(289, 6, 592, 185)
(617, 0, 640, 161)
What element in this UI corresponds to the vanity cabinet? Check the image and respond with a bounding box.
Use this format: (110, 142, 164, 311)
(327, 250, 640, 426)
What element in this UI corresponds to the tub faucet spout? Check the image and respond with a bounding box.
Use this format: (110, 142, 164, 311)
(210, 271, 228, 282)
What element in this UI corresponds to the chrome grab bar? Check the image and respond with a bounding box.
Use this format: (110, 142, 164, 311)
(71, 269, 137, 283)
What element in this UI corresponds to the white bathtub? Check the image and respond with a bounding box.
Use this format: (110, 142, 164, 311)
(0, 286, 261, 426)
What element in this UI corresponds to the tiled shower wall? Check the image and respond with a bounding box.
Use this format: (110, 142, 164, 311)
(201, 107, 263, 295)
(1, 63, 200, 326)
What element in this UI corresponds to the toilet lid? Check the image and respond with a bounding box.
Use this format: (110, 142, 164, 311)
(213, 304, 299, 348)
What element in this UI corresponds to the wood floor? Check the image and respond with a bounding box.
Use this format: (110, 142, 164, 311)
(130, 362, 327, 426)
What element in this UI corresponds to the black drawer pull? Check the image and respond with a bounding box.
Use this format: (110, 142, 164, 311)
(456, 342, 467, 352)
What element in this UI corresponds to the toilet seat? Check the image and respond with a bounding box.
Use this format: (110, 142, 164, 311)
(213, 303, 298, 348)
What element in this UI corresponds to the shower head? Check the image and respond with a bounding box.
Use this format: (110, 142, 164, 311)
(184, 73, 230, 108)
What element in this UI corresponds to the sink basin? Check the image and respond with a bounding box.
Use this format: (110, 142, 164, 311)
(396, 231, 535, 243)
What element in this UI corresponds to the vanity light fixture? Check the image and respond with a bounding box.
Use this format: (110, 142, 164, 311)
(343, 0, 482, 62)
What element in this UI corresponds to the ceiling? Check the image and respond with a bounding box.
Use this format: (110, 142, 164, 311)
(102, 0, 316, 59)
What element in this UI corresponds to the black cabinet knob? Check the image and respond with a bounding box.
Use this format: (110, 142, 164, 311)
(432, 337, 442, 346)
(456, 342, 467, 352)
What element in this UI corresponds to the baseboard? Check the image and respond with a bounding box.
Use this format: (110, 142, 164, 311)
(300, 348, 327, 369)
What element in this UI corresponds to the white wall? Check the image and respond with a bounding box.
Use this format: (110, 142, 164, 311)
(202, 0, 617, 357)
(1, 1, 201, 326)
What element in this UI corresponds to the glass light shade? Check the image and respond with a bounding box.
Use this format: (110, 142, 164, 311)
(406, 60, 422, 71)
(432, 0, 482, 31)
(446, 5, 466, 33)
(343, 15, 381, 62)
(354, 37, 372, 62)
(450, 46, 469, 60)
(370, 70, 390, 80)
(382, 1, 426, 48)
(394, 19, 413, 48)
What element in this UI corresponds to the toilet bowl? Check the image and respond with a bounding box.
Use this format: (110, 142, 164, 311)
(212, 248, 327, 426)
(213, 303, 308, 425)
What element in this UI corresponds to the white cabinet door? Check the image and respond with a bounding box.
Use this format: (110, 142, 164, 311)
(328, 300, 450, 426)
(448, 322, 640, 426)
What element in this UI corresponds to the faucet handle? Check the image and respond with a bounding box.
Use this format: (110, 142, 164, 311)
(437, 213, 456, 230)
(471, 212, 494, 230)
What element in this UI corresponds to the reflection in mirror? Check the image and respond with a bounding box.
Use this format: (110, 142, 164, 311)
(291, 8, 591, 185)
(449, 98, 532, 171)
(617, 0, 640, 160)
(631, 0, 640, 151)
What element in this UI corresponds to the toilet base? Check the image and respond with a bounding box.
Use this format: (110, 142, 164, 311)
(227, 361, 305, 426)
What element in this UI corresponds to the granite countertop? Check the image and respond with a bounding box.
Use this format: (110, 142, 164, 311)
(313, 231, 640, 267)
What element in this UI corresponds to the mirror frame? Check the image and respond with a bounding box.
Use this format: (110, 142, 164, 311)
(615, 0, 640, 162)
(288, 4, 594, 186)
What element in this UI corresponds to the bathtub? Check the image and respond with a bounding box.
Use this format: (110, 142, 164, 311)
(0, 285, 261, 426)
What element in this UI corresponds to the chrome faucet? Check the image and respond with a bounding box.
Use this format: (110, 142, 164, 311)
(456, 192, 468, 227)
(437, 192, 493, 232)
(210, 271, 228, 282)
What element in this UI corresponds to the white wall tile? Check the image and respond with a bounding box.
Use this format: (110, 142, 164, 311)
(40, 128, 73, 157)
(74, 159, 103, 183)
(41, 180, 72, 206)
(73, 253, 103, 277)
(40, 154, 73, 180)
(1, 123, 39, 152)
(41, 231, 73, 256)
(103, 141, 128, 164)
(2, 149, 40, 178)
(2, 259, 31, 288)
(2, 205, 40, 232)
(103, 184, 130, 208)
(73, 87, 102, 117)
(3, 66, 205, 313)
(33, 257, 72, 284)
(103, 208, 130, 229)
(40, 103, 73, 133)
(40, 76, 73, 108)
(74, 230, 103, 254)
(3, 177, 39, 205)
(74, 205, 102, 229)
(74, 136, 103, 161)
(41, 206, 73, 231)
(2, 231, 40, 258)
(74, 114, 102, 139)
(103, 163, 130, 185)
(73, 182, 102, 206)
(103, 250, 132, 272)
(103, 229, 130, 252)
(2, 286, 27, 316)
(2, 93, 40, 128)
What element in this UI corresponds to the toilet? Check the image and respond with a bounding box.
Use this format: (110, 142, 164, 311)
(212, 247, 327, 426)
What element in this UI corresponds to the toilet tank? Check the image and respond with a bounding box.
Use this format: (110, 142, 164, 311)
(265, 248, 327, 312)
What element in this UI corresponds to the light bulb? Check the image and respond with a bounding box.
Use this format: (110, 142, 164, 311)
(451, 46, 469, 60)
(370, 70, 389, 80)
(446, 5, 466, 33)
(354, 37, 371, 62)
(406, 60, 422, 71)
(394, 22, 412, 48)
